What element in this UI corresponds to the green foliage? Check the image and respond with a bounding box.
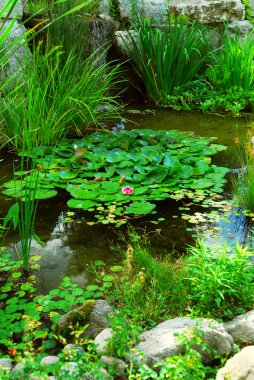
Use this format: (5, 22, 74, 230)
(0, 343, 110, 379)
(106, 308, 143, 358)
(99, 232, 254, 322)
(125, 16, 214, 103)
(1, 129, 229, 225)
(183, 240, 254, 319)
(98, 235, 187, 322)
(131, 329, 212, 379)
(0, 45, 122, 150)
(163, 85, 254, 115)
(0, 252, 98, 353)
(207, 31, 254, 91)
(108, 0, 120, 20)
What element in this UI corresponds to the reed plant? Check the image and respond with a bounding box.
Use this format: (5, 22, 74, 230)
(125, 16, 214, 104)
(208, 31, 254, 91)
(0, 44, 122, 149)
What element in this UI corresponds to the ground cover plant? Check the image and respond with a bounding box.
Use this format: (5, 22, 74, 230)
(1, 129, 229, 226)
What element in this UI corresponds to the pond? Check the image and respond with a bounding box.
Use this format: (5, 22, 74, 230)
(1, 108, 254, 293)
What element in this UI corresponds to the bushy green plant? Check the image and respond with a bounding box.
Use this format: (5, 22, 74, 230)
(183, 240, 254, 318)
(125, 16, 214, 104)
(0, 45, 122, 149)
(106, 307, 143, 358)
(207, 31, 254, 91)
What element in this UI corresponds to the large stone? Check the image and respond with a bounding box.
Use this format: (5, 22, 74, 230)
(169, 0, 245, 24)
(56, 299, 113, 340)
(119, 0, 168, 21)
(134, 317, 234, 366)
(228, 20, 254, 36)
(118, 0, 245, 24)
(225, 310, 254, 345)
(0, 0, 23, 20)
(216, 346, 254, 380)
(0, 20, 31, 80)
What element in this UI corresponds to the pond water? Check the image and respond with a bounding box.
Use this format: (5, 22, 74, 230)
(1, 109, 254, 293)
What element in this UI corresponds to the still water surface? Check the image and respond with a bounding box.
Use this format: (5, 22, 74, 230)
(1, 109, 253, 292)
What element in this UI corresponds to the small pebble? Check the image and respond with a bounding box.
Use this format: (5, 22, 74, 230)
(0, 358, 12, 371)
(40, 356, 60, 365)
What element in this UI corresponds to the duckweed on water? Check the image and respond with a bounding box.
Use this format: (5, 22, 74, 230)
(2, 129, 229, 225)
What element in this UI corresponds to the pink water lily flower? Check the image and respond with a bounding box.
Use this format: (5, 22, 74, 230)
(122, 186, 134, 195)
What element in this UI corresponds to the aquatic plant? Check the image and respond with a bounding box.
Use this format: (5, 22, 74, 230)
(1, 129, 229, 225)
(125, 16, 214, 104)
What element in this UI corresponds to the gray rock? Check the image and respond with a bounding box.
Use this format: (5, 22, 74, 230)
(83, 367, 113, 379)
(216, 346, 254, 380)
(100, 355, 126, 372)
(168, 0, 245, 24)
(118, 0, 245, 24)
(94, 328, 113, 354)
(12, 362, 24, 373)
(225, 310, 254, 345)
(56, 299, 113, 340)
(0, 20, 31, 81)
(40, 356, 60, 365)
(228, 20, 254, 35)
(0, 0, 23, 20)
(85, 299, 113, 339)
(134, 317, 234, 366)
(60, 361, 79, 376)
(0, 358, 12, 370)
(63, 344, 85, 357)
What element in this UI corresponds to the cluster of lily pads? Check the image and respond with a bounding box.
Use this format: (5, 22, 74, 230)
(2, 129, 229, 225)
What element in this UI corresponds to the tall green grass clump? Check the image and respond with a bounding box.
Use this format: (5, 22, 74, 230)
(102, 232, 254, 323)
(208, 31, 254, 91)
(125, 16, 214, 104)
(0, 45, 122, 150)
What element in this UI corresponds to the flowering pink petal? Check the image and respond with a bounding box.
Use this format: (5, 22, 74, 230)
(122, 186, 134, 195)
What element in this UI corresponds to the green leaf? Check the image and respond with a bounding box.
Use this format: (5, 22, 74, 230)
(67, 199, 98, 209)
(125, 201, 156, 215)
(58, 171, 78, 180)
